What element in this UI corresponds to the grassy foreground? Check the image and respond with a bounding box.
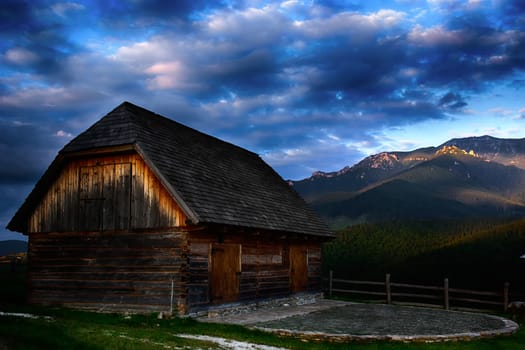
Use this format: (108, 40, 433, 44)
(0, 308, 525, 350)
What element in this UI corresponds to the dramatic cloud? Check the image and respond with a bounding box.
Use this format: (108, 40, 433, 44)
(1, 0, 525, 239)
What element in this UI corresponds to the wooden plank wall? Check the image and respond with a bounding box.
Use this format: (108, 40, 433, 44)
(27, 229, 189, 313)
(187, 240, 210, 308)
(306, 246, 322, 290)
(29, 153, 186, 233)
(187, 230, 324, 311)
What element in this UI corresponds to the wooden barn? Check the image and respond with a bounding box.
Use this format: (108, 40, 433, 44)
(7, 102, 333, 314)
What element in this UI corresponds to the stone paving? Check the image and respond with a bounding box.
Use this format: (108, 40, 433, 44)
(199, 298, 348, 325)
(198, 298, 519, 343)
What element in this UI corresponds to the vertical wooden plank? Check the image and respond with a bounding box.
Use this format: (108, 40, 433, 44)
(70, 164, 79, 231)
(131, 155, 141, 229)
(102, 163, 115, 231)
(150, 169, 160, 227)
(116, 163, 131, 230)
(101, 162, 131, 231)
(78, 166, 103, 231)
(210, 244, 241, 303)
(290, 245, 308, 293)
(143, 164, 152, 228)
(55, 177, 63, 231)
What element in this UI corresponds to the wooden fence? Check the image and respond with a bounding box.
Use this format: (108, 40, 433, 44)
(326, 270, 512, 312)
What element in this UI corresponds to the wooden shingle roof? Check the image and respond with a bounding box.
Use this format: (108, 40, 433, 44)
(9, 102, 333, 238)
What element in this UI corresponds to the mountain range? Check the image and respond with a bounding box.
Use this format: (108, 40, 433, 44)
(290, 135, 525, 227)
(0, 240, 27, 256)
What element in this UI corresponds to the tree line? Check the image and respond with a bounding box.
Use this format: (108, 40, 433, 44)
(323, 218, 525, 292)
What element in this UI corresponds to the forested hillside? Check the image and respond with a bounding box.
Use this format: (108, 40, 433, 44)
(323, 219, 525, 292)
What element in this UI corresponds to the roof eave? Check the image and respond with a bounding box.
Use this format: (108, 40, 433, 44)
(133, 143, 200, 225)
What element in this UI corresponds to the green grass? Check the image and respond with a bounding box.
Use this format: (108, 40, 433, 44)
(0, 309, 524, 349)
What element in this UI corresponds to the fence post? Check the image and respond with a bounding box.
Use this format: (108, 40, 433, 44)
(504, 282, 510, 312)
(329, 270, 333, 298)
(170, 278, 174, 315)
(444, 278, 449, 310)
(386, 273, 392, 304)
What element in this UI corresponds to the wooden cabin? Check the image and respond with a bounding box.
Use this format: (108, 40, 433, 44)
(7, 102, 333, 314)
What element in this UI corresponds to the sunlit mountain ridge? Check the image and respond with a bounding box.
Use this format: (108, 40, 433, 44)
(291, 136, 525, 227)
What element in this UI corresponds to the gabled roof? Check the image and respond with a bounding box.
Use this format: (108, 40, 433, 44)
(8, 102, 333, 237)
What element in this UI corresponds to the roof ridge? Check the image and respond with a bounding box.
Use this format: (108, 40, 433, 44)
(60, 101, 141, 154)
(123, 101, 261, 158)
(8, 102, 333, 237)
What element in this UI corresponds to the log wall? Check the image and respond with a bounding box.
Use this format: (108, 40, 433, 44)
(27, 229, 189, 313)
(187, 230, 324, 311)
(27, 228, 323, 313)
(29, 153, 186, 233)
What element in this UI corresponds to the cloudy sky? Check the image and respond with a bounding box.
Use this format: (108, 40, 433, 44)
(1, 0, 525, 240)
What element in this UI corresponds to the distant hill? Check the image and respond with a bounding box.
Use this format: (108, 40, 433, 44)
(291, 136, 525, 226)
(0, 240, 27, 256)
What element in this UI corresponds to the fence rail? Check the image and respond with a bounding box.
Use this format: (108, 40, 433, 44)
(326, 270, 512, 312)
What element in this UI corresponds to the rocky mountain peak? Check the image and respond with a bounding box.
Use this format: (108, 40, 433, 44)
(309, 165, 352, 180)
(366, 152, 400, 169)
(435, 145, 478, 157)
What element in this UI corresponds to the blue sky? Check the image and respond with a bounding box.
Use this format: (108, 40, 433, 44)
(1, 0, 525, 240)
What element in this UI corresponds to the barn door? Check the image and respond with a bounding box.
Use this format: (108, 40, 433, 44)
(78, 163, 131, 231)
(79, 166, 104, 231)
(210, 243, 241, 303)
(290, 245, 308, 293)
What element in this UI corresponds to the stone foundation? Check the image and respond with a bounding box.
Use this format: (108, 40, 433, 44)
(187, 292, 323, 319)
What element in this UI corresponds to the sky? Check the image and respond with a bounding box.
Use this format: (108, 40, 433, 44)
(1, 0, 525, 240)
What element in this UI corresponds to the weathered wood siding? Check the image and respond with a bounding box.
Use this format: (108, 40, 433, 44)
(29, 153, 186, 233)
(306, 245, 322, 290)
(187, 230, 324, 311)
(27, 229, 189, 313)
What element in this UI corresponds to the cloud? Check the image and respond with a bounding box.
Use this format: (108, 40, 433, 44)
(4, 48, 39, 65)
(262, 141, 366, 180)
(518, 108, 525, 120)
(145, 61, 187, 90)
(51, 2, 85, 17)
(0, 0, 524, 237)
(408, 25, 465, 46)
(438, 92, 468, 111)
(295, 9, 406, 39)
(54, 130, 73, 138)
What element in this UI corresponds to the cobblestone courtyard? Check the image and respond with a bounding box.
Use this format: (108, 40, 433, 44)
(200, 299, 518, 342)
(256, 303, 513, 337)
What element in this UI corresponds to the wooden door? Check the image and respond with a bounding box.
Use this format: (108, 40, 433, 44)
(210, 244, 241, 303)
(290, 245, 308, 293)
(78, 163, 131, 231)
(79, 166, 104, 231)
